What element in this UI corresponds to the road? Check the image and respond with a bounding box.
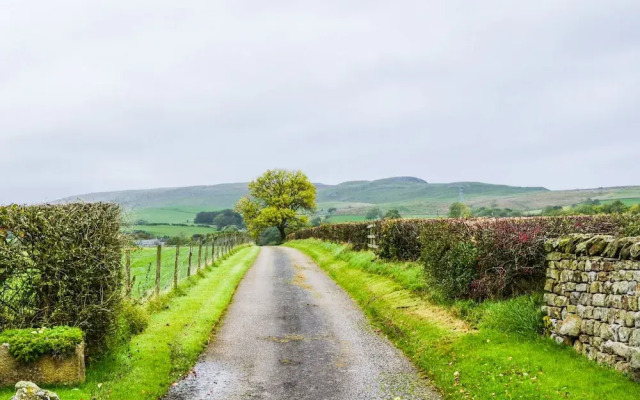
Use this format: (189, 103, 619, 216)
(165, 246, 439, 400)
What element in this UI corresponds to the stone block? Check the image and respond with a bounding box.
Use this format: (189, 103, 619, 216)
(630, 329, 640, 347)
(584, 306, 594, 319)
(576, 283, 588, 292)
(0, 343, 85, 386)
(559, 315, 582, 337)
(578, 293, 592, 306)
(600, 324, 615, 341)
(619, 327, 632, 343)
(544, 293, 556, 306)
(593, 294, 606, 307)
(554, 296, 568, 307)
(630, 348, 640, 369)
(547, 307, 561, 319)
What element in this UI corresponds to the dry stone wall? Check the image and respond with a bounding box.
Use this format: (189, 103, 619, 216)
(544, 234, 640, 379)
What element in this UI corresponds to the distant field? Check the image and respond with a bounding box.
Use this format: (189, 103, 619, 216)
(125, 206, 214, 224)
(325, 215, 367, 223)
(602, 197, 640, 206)
(124, 224, 217, 238)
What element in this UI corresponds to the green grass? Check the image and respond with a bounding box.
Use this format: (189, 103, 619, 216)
(286, 239, 640, 400)
(123, 223, 217, 238)
(127, 245, 218, 298)
(0, 246, 260, 400)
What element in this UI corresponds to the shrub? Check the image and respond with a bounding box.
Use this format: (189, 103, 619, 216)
(289, 214, 639, 299)
(0, 326, 84, 362)
(0, 203, 123, 353)
(421, 220, 477, 299)
(479, 294, 544, 335)
(121, 300, 149, 336)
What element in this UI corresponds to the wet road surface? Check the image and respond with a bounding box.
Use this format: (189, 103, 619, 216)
(165, 246, 440, 400)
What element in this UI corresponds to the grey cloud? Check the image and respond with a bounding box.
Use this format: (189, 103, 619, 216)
(1, 0, 639, 204)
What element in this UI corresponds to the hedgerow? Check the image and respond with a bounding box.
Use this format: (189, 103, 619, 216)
(0, 326, 84, 362)
(288, 215, 639, 299)
(0, 203, 124, 353)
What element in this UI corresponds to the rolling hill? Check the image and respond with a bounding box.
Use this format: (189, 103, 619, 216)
(57, 177, 640, 224)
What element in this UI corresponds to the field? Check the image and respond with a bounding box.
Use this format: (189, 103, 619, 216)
(124, 224, 217, 238)
(124, 206, 208, 224)
(127, 245, 216, 298)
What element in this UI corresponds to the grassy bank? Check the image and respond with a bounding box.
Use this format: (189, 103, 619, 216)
(1, 246, 260, 400)
(286, 239, 640, 400)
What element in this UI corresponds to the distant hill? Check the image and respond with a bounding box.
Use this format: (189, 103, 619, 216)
(57, 177, 640, 223)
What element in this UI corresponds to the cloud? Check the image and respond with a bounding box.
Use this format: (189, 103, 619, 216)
(1, 0, 639, 203)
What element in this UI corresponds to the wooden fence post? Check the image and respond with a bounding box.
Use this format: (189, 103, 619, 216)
(174, 243, 180, 290)
(155, 244, 162, 296)
(211, 238, 215, 263)
(125, 249, 131, 297)
(197, 240, 203, 271)
(187, 243, 192, 276)
(367, 224, 378, 252)
(204, 240, 209, 266)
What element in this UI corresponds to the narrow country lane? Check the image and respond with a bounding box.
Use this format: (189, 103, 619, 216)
(165, 246, 440, 400)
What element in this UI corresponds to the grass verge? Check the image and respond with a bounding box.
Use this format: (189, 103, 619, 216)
(1, 245, 260, 400)
(286, 239, 640, 400)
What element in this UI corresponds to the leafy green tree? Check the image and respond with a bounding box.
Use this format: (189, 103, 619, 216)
(311, 217, 322, 226)
(384, 209, 401, 219)
(235, 169, 316, 240)
(448, 202, 470, 218)
(601, 199, 628, 214)
(629, 204, 640, 215)
(365, 207, 382, 220)
(327, 207, 337, 214)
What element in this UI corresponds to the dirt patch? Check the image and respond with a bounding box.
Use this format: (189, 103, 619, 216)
(265, 334, 306, 343)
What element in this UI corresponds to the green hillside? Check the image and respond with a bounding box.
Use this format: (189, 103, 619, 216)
(57, 177, 640, 223)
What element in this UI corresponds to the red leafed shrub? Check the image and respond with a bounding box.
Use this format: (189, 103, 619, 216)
(289, 214, 637, 299)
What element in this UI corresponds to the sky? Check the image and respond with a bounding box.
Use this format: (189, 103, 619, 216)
(1, 0, 639, 204)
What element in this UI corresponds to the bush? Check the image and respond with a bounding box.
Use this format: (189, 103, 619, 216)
(289, 215, 639, 299)
(421, 220, 477, 299)
(121, 300, 149, 336)
(479, 294, 544, 335)
(0, 326, 84, 362)
(0, 203, 123, 353)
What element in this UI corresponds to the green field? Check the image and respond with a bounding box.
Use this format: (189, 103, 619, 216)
(124, 224, 217, 238)
(127, 245, 218, 298)
(325, 215, 367, 223)
(124, 206, 213, 224)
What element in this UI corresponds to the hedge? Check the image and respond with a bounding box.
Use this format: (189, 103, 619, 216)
(288, 215, 639, 299)
(0, 203, 123, 352)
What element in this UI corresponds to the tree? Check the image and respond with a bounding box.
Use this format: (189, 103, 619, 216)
(365, 207, 382, 220)
(384, 209, 401, 219)
(327, 207, 337, 214)
(311, 217, 322, 226)
(235, 169, 316, 241)
(448, 202, 470, 218)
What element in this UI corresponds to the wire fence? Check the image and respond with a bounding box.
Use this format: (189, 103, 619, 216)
(123, 233, 252, 299)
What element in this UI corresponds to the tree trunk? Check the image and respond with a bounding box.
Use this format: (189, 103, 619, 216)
(278, 225, 286, 241)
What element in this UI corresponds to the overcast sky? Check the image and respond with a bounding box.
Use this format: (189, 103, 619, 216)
(1, 0, 639, 204)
